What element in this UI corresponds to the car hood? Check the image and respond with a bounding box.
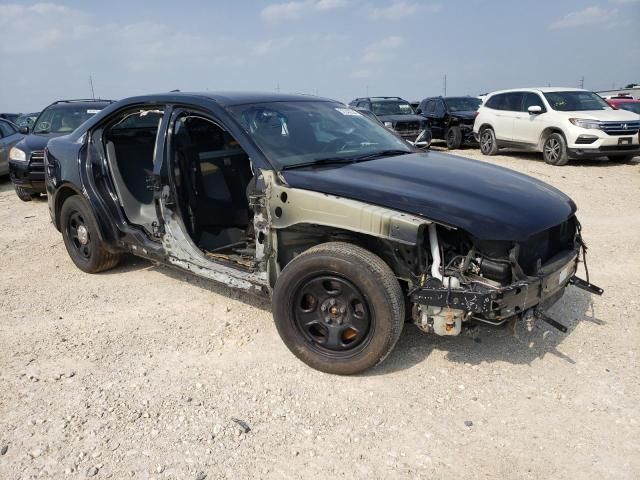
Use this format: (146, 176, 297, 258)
(555, 109, 640, 121)
(15, 133, 58, 153)
(281, 151, 576, 241)
(377, 114, 425, 124)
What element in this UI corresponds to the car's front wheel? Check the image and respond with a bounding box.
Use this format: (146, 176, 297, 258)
(543, 133, 569, 166)
(14, 185, 39, 202)
(273, 242, 404, 375)
(60, 195, 121, 273)
(446, 126, 463, 149)
(479, 127, 498, 155)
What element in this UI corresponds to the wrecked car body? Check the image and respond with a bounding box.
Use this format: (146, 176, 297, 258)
(45, 92, 602, 375)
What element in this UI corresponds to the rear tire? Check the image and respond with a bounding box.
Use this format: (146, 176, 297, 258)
(445, 126, 463, 149)
(543, 132, 569, 166)
(479, 127, 499, 155)
(14, 185, 38, 202)
(608, 155, 635, 163)
(60, 195, 121, 273)
(273, 242, 404, 375)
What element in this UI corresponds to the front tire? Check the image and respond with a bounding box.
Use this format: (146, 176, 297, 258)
(543, 132, 569, 166)
(445, 126, 463, 149)
(14, 185, 38, 202)
(479, 127, 499, 155)
(273, 242, 405, 375)
(60, 195, 120, 273)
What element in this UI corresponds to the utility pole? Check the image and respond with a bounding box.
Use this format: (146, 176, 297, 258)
(366, 85, 369, 96)
(580, 76, 584, 89)
(88, 75, 95, 99)
(443, 74, 447, 96)
(276, 82, 280, 93)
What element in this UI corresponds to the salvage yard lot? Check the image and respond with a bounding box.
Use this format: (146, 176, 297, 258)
(1, 150, 639, 479)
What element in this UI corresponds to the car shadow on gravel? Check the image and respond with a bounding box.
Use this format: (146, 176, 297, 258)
(368, 287, 606, 375)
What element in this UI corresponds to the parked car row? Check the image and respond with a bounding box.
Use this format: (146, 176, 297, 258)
(349, 87, 640, 166)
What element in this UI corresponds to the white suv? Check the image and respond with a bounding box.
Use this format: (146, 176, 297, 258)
(473, 87, 640, 165)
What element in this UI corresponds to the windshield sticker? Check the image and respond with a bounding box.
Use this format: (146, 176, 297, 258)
(87, 109, 100, 114)
(335, 108, 361, 116)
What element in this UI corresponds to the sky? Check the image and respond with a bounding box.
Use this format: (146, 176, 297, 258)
(1, 0, 639, 112)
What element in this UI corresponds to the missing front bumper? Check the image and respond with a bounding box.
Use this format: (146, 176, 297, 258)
(410, 250, 602, 325)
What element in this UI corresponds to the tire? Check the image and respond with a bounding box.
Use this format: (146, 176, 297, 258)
(273, 242, 405, 375)
(607, 155, 635, 163)
(14, 185, 38, 202)
(479, 127, 499, 155)
(60, 195, 120, 273)
(445, 126, 463, 149)
(543, 132, 569, 166)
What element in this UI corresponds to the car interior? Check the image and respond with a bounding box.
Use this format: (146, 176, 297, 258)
(104, 109, 164, 234)
(171, 115, 255, 267)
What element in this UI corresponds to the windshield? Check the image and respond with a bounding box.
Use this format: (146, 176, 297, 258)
(370, 100, 414, 116)
(617, 102, 640, 114)
(229, 101, 412, 169)
(33, 105, 104, 134)
(543, 91, 611, 112)
(446, 97, 482, 112)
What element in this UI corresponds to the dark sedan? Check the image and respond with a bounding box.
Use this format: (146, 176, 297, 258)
(45, 92, 601, 374)
(0, 119, 24, 176)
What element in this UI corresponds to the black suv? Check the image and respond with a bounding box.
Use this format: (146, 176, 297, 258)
(349, 97, 429, 146)
(44, 91, 601, 375)
(416, 96, 481, 149)
(9, 99, 112, 200)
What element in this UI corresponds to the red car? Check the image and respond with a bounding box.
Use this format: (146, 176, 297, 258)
(606, 95, 640, 115)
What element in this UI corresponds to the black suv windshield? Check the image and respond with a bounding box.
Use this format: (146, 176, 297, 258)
(33, 105, 105, 134)
(446, 97, 481, 112)
(543, 91, 611, 112)
(370, 100, 414, 116)
(230, 101, 412, 169)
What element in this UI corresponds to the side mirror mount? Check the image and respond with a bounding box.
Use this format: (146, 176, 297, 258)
(528, 105, 543, 115)
(19, 126, 30, 134)
(415, 108, 422, 114)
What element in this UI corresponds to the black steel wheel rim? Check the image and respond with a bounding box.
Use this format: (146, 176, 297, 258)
(292, 274, 372, 356)
(545, 137, 560, 162)
(480, 130, 492, 152)
(67, 211, 92, 259)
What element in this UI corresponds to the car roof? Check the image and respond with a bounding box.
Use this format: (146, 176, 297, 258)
(486, 87, 589, 96)
(45, 99, 114, 109)
(116, 91, 335, 108)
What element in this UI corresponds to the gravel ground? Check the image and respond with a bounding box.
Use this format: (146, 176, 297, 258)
(1, 148, 639, 480)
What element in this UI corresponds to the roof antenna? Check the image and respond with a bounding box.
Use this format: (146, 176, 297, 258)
(88, 75, 95, 99)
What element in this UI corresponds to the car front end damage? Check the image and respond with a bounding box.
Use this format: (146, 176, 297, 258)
(408, 218, 602, 335)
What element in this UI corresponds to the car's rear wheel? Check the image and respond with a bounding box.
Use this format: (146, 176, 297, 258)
(14, 185, 38, 202)
(607, 154, 635, 163)
(60, 195, 121, 273)
(445, 126, 463, 149)
(479, 127, 498, 155)
(543, 133, 569, 166)
(273, 242, 404, 375)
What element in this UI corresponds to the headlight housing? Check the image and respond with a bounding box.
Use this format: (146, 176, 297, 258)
(384, 121, 393, 128)
(569, 118, 601, 130)
(9, 147, 26, 162)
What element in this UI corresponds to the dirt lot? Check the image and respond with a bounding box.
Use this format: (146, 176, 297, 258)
(1, 148, 639, 480)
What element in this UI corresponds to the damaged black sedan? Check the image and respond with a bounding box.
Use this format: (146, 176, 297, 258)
(45, 92, 602, 375)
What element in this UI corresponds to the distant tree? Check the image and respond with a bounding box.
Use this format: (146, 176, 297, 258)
(624, 83, 639, 88)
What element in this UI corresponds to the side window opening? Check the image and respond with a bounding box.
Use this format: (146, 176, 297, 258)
(171, 115, 255, 263)
(103, 108, 164, 232)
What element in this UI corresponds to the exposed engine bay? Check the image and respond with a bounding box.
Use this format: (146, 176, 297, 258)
(408, 219, 602, 336)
